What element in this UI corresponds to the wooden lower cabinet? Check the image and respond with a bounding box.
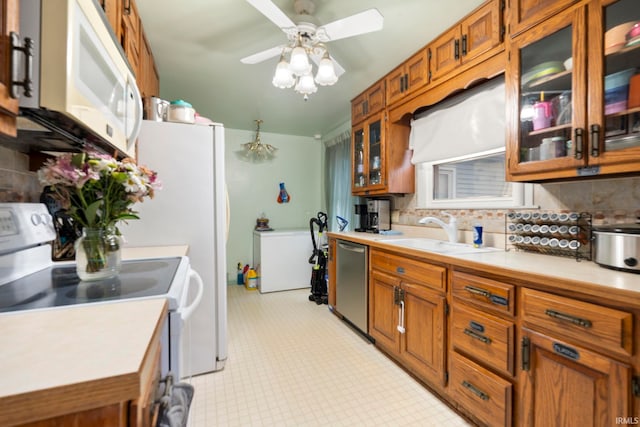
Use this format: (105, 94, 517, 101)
(519, 328, 631, 427)
(401, 281, 446, 386)
(341, 244, 640, 426)
(449, 352, 513, 427)
(368, 249, 447, 388)
(369, 270, 400, 354)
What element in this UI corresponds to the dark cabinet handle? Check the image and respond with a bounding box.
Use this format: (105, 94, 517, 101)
(10, 32, 34, 98)
(454, 39, 460, 60)
(574, 128, 584, 160)
(464, 328, 492, 344)
(545, 309, 592, 328)
(461, 35, 468, 56)
(590, 124, 600, 157)
(462, 380, 489, 401)
(124, 0, 131, 15)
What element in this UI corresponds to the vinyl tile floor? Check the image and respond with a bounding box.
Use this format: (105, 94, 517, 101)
(186, 285, 473, 427)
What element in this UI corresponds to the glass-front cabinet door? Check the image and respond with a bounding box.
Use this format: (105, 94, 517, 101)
(507, 0, 640, 181)
(352, 113, 386, 194)
(507, 8, 587, 180)
(368, 119, 383, 186)
(587, 0, 640, 170)
(352, 126, 366, 191)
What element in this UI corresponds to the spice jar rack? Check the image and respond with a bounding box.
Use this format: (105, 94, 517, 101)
(505, 211, 592, 261)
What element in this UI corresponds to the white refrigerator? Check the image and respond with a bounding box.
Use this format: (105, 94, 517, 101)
(122, 120, 227, 376)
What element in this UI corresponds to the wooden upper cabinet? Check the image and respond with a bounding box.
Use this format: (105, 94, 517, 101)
(385, 48, 429, 106)
(430, 26, 461, 82)
(99, 0, 160, 99)
(509, 0, 580, 37)
(139, 31, 160, 98)
(431, 0, 502, 82)
(506, 0, 640, 182)
(99, 0, 121, 39)
(351, 79, 385, 125)
(121, 0, 141, 77)
(0, 0, 19, 137)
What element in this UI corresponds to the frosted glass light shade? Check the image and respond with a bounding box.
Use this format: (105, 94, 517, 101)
(272, 59, 295, 88)
(315, 55, 338, 86)
(289, 46, 310, 76)
(295, 73, 317, 95)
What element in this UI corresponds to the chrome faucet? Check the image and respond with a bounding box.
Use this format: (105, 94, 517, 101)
(418, 212, 458, 243)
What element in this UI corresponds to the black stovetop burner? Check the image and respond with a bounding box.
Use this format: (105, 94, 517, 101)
(0, 257, 181, 313)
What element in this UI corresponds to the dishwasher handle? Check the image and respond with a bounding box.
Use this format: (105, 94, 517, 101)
(337, 242, 366, 253)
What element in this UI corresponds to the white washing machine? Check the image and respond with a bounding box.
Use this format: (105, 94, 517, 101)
(252, 229, 314, 293)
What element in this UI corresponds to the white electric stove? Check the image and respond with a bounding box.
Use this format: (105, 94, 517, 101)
(0, 203, 202, 380)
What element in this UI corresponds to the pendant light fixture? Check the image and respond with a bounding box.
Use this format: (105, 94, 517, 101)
(242, 120, 277, 160)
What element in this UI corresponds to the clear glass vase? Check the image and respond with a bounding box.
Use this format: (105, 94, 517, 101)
(74, 227, 122, 281)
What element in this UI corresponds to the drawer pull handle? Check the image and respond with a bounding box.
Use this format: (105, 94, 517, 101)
(464, 285, 490, 298)
(464, 328, 492, 344)
(396, 267, 405, 274)
(462, 380, 489, 401)
(545, 309, 592, 328)
(464, 285, 509, 307)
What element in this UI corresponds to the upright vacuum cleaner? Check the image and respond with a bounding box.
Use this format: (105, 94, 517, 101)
(308, 212, 329, 305)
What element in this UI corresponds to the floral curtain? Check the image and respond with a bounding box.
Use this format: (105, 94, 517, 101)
(324, 130, 355, 232)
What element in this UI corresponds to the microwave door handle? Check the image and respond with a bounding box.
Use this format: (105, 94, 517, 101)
(127, 79, 143, 149)
(179, 268, 204, 321)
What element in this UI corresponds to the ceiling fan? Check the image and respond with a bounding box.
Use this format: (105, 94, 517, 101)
(241, 0, 383, 98)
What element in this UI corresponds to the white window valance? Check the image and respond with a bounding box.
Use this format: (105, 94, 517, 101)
(409, 77, 506, 164)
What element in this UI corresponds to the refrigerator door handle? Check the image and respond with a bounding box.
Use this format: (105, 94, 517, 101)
(179, 268, 204, 321)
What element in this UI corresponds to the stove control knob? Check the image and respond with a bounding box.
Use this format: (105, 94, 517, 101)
(40, 213, 51, 225)
(30, 213, 42, 225)
(624, 257, 638, 267)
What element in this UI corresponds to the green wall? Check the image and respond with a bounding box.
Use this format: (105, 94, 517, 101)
(224, 128, 324, 283)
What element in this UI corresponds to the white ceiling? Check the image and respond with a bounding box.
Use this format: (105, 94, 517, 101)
(136, 0, 484, 137)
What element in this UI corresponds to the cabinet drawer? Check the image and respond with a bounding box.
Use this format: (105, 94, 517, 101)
(521, 288, 633, 357)
(371, 249, 446, 291)
(452, 271, 515, 315)
(449, 352, 512, 427)
(452, 303, 515, 376)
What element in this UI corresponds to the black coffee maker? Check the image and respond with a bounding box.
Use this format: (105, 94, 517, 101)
(354, 204, 368, 232)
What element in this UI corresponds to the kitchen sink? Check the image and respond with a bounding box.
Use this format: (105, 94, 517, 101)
(378, 238, 501, 255)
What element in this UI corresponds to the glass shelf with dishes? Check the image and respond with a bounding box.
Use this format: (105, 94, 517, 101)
(517, 25, 575, 165)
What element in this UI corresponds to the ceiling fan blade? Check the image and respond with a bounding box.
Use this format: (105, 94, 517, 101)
(331, 56, 345, 77)
(317, 9, 384, 42)
(241, 45, 285, 64)
(246, 0, 296, 30)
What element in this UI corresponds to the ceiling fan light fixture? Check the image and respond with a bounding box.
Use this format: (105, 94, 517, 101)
(289, 44, 310, 76)
(272, 55, 295, 88)
(314, 52, 338, 86)
(295, 72, 317, 95)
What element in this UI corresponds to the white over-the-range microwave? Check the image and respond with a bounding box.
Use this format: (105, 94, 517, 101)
(11, 0, 142, 157)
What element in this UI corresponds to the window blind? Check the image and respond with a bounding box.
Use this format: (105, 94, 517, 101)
(409, 76, 506, 164)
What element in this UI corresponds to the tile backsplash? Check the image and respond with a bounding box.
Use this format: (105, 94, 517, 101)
(392, 176, 640, 235)
(0, 147, 41, 202)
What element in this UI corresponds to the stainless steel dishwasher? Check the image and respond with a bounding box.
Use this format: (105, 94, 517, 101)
(336, 240, 368, 334)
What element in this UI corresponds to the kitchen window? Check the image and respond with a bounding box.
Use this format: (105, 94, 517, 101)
(410, 76, 533, 209)
(416, 148, 534, 209)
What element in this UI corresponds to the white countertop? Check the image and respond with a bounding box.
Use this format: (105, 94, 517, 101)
(330, 231, 640, 304)
(0, 298, 167, 426)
